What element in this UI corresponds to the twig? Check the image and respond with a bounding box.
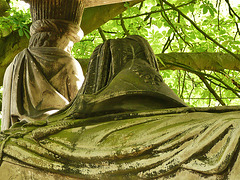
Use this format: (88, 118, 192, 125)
(113, 0, 196, 20)
(102, 30, 117, 34)
(234, 21, 240, 36)
(217, 0, 221, 30)
(225, 0, 240, 21)
(163, 61, 240, 98)
(159, 1, 192, 47)
(120, 14, 130, 36)
(182, 97, 239, 100)
(98, 27, 107, 42)
(161, 0, 240, 62)
(162, 33, 175, 53)
(139, 2, 144, 10)
(178, 70, 181, 95)
(218, 71, 240, 90)
(198, 75, 226, 106)
(180, 71, 187, 99)
(187, 72, 195, 103)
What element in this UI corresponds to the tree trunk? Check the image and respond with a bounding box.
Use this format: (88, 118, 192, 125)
(0, 0, 10, 17)
(0, 31, 29, 85)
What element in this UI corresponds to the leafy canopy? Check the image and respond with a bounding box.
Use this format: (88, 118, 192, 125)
(74, 0, 240, 107)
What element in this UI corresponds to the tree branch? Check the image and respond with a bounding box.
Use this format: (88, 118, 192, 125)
(98, 27, 107, 42)
(156, 52, 240, 71)
(162, 33, 175, 53)
(225, 0, 240, 21)
(163, 60, 240, 98)
(120, 13, 130, 36)
(198, 75, 226, 106)
(159, 1, 192, 47)
(113, 0, 196, 20)
(161, 0, 240, 62)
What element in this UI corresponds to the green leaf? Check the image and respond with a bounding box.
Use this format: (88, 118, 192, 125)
(189, 5, 195, 13)
(172, 88, 178, 94)
(124, 2, 130, 8)
(151, 6, 159, 11)
(219, 30, 226, 35)
(203, 6, 208, 14)
(23, 29, 30, 39)
(18, 28, 23, 36)
(167, 28, 174, 35)
(208, 8, 214, 17)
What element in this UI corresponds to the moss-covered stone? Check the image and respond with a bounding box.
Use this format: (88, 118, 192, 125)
(1, 107, 240, 179)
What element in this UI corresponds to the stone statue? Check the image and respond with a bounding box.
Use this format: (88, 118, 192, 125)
(1, 0, 85, 130)
(1, 0, 240, 179)
(53, 35, 188, 120)
(1, 33, 240, 179)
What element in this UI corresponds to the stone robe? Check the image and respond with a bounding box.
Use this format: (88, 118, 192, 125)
(1, 107, 240, 179)
(1, 47, 84, 130)
(55, 35, 188, 119)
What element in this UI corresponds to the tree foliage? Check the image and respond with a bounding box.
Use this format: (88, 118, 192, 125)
(0, 0, 240, 109)
(73, 0, 240, 107)
(0, 0, 30, 38)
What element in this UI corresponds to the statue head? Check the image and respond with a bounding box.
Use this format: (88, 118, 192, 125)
(25, 0, 84, 52)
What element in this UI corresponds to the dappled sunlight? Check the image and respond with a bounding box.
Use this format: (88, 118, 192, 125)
(10, 0, 30, 11)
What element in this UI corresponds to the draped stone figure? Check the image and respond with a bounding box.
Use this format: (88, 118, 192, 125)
(1, 0, 240, 179)
(1, 1, 85, 130)
(53, 35, 188, 119)
(1, 34, 240, 180)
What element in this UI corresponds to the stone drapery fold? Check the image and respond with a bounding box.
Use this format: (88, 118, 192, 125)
(0, 107, 240, 179)
(30, 19, 84, 44)
(1, 47, 84, 130)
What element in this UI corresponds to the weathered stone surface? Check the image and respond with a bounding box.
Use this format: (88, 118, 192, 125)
(1, 33, 240, 179)
(84, 0, 136, 8)
(1, 47, 84, 130)
(0, 161, 80, 180)
(1, 1, 239, 179)
(1, 1, 85, 130)
(1, 107, 240, 179)
(61, 35, 187, 119)
(0, 159, 232, 180)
